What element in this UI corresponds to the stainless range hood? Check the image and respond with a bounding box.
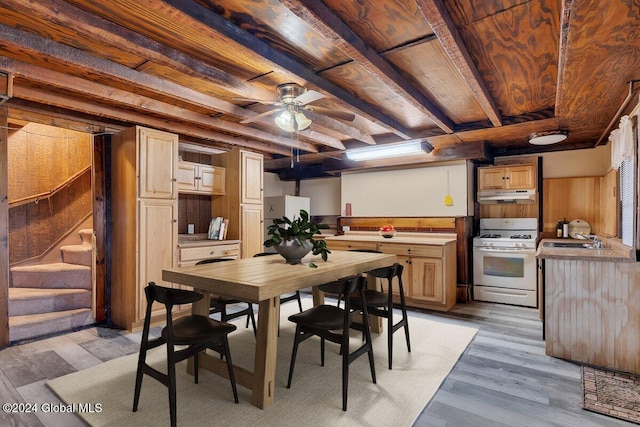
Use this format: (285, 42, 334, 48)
(477, 189, 536, 204)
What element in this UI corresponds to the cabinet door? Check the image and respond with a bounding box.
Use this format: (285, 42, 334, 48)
(478, 167, 507, 190)
(506, 165, 535, 189)
(177, 161, 198, 192)
(138, 127, 177, 199)
(241, 150, 263, 204)
(198, 165, 216, 193)
(212, 167, 225, 195)
(241, 204, 263, 258)
(409, 257, 444, 303)
(138, 199, 178, 320)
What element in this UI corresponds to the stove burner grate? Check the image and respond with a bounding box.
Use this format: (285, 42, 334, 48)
(480, 234, 501, 238)
(510, 234, 532, 239)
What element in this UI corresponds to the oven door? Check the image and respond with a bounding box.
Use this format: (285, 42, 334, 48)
(473, 247, 537, 290)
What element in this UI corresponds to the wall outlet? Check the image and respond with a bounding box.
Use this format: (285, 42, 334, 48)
(342, 226, 350, 232)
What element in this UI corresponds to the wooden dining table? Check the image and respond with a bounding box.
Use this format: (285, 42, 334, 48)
(162, 249, 396, 409)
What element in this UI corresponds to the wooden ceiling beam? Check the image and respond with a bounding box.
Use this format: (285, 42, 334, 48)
(162, 0, 414, 140)
(0, 0, 275, 102)
(415, 0, 502, 127)
(554, 0, 574, 118)
(0, 25, 343, 150)
(280, 0, 455, 133)
(1, 58, 321, 152)
(12, 84, 294, 156)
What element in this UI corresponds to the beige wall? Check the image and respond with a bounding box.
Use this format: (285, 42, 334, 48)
(540, 145, 611, 178)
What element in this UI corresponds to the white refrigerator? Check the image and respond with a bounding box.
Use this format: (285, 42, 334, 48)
(263, 195, 311, 253)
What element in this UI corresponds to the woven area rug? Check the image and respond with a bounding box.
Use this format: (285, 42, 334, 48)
(47, 306, 477, 427)
(582, 366, 640, 424)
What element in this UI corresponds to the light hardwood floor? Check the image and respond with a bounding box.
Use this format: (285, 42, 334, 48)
(0, 300, 635, 426)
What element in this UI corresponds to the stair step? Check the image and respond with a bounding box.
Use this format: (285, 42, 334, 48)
(8, 288, 91, 316)
(11, 263, 91, 289)
(9, 308, 94, 343)
(78, 228, 94, 245)
(60, 244, 93, 266)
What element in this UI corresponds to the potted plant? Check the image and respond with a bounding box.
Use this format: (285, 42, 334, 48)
(264, 209, 330, 264)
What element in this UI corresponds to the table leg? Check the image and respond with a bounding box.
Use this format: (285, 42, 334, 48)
(312, 285, 325, 306)
(252, 296, 279, 408)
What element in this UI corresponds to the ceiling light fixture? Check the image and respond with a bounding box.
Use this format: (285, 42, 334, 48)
(275, 105, 312, 132)
(528, 130, 568, 145)
(345, 141, 433, 161)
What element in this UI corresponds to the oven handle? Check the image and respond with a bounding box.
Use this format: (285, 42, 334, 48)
(474, 247, 537, 254)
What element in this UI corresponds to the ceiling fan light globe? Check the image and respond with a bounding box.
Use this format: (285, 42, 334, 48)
(275, 110, 294, 132)
(295, 112, 312, 130)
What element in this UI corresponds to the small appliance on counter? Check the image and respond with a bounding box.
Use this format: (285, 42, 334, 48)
(473, 218, 539, 307)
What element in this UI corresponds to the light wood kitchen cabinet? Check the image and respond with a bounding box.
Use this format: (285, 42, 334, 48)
(478, 164, 535, 190)
(177, 160, 225, 195)
(111, 126, 182, 331)
(138, 127, 178, 199)
(212, 148, 264, 258)
(326, 235, 457, 311)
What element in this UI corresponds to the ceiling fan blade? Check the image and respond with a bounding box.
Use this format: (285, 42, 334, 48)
(240, 108, 283, 124)
(294, 89, 325, 105)
(233, 97, 281, 106)
(308, 106, 356, 122)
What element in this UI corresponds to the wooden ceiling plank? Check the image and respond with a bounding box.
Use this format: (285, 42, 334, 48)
(415, 0, 502, 127)
(12, 84, 293, 156)
(0, 0, 274, 102)
(280, 0, 455, 133)
(7, 107, 116, 134)
(2, 58, 320, 152)
(0, 26, 344, 150)
(162, 0, 414, 140)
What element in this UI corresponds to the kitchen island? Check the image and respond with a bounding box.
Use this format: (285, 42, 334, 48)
(325, 232, 457, 311)
(537, 237, 640, 374)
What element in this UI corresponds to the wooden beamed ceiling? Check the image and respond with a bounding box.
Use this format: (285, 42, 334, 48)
(0, 0, 639, 178)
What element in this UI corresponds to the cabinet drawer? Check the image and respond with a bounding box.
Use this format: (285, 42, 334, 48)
(179, 244, 240, 262)
(377, 242, 443, 258)
(326, 240, 378, 251)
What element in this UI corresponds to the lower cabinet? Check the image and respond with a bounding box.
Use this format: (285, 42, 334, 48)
(327, 238, 457, 311)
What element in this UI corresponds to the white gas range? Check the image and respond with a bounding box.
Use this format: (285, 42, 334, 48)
(473, 218, 539, 307)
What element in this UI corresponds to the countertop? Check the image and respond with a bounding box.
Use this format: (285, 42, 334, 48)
(324, 231, 456, 245)
(536, 238, 634, 262)
(178, 233, 241, 248)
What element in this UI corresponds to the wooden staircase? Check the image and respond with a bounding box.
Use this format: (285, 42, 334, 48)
(8, 229, 95, 342)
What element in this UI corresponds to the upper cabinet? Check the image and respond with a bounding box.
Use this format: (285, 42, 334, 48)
(478, 164, 535, 190)
(241, 150, 264, 204)
(177, 160, 225, 195)
(138, 127, 178, 199)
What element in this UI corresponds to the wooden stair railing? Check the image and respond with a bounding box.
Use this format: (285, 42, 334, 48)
(7, 165, 91, 214)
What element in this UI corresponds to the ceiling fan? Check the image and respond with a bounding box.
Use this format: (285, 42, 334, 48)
(235, 83, 356, 131)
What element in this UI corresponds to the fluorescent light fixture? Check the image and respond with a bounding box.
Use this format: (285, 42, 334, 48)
(345, 141, 433, 161)
(529, 130, 568, 145)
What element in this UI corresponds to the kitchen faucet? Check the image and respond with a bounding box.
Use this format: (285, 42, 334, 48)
(585, 234, 603, 248)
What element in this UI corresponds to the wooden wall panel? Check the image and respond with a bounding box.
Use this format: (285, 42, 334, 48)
(598, 169, 618, 236)
(7, 123, 92, 263)
(542, 177, 599, 236)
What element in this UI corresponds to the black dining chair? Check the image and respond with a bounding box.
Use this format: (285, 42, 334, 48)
(195, 258, 257, 336)
(133, 283, 238, 427)
(254, 252, 303, 312)
(286, 275, 376, 411)
(350, 262, 411, 369)
(317, 249, 382, 307)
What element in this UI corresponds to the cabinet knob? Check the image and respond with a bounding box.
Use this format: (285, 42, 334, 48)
(173, 219, 177, 223)
(172, 178, 177, 182)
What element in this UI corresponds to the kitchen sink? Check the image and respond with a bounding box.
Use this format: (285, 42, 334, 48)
(543, 241, 596, 249)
